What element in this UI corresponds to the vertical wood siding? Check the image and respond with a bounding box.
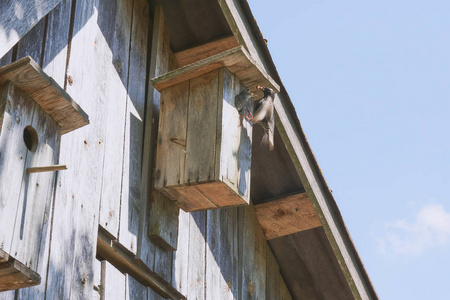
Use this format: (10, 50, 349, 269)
(0, 1, 292, 299)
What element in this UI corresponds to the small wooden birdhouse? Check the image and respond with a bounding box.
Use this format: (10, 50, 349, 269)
(152, 46, 279, 212)
(0, 57, 89, 291)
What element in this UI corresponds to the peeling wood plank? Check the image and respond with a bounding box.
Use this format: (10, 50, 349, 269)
(0, 0, 63, 58)
(255, 192, 322, 240)
(152, 46, 279, 93)
(174, 36, 238, 67)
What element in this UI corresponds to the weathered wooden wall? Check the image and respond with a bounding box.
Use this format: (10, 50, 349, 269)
(0, 1, 292, 299)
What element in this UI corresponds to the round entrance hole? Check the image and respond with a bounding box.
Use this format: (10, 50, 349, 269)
(23, 126, 38, 152)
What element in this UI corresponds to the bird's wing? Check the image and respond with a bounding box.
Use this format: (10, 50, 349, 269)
(251, 99, 271, 123)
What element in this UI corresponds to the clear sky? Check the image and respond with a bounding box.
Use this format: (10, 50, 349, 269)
(247, 1, 450, 299)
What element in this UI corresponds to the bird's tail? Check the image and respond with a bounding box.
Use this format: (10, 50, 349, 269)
(260, 130, 274, 151)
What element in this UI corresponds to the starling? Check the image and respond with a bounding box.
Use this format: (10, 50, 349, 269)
(250, 86, 275, 151)
(234, 88, 255, 120)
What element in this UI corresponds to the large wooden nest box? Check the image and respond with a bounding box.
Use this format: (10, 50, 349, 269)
(0, 57, 89, 291)
(152, 46, 280, 212)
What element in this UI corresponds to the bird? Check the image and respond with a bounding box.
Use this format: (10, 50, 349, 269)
(234, 88, 255, 121)
(250, 86, 275, 151)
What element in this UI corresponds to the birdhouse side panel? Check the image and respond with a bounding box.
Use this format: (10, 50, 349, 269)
(154, 80, 190, 188)
(218, 68, 252, 205)
(0, 83, 35, 254)
(184, 69, 220, 184)
(9, 84, 60, 273)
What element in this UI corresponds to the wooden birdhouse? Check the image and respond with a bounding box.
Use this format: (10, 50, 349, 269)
(0, 57, 89, 291)
(152, 46, 279, 212)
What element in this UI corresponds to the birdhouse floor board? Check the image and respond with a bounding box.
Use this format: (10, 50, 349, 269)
(151, 46, 280, 93)
(158, 181, 248, 212)
(0, 248, 41, 292)
(0, 56, 89, 134)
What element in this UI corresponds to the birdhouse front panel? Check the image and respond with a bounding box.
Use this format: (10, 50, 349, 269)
(154, 68, 252, 211)
(0, 82, 60, 274)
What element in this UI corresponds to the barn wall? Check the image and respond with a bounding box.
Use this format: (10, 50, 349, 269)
(0, 0, 292, 299)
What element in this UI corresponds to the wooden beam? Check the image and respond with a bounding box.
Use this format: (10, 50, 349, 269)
(255, 193, 321, 240)
(174, 36, 239, 67)
(151, 46, 279, 93)
(0, 56, 89, 134)
(0, 248, 41, 292)
(96, 230, 186, 300)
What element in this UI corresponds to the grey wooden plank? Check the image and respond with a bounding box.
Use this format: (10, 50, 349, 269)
(118, 0, 150, 255)
(13, 91, 60, 300)
(171, 210, 190, 295)
(0, 83, 34, 259)
(205, 207, 239, 300)
(125, 273, 148, 300)
(154, 80, 189, 188)
(93, 259, 102, 300)
(45, 1, 100, 298)
(42, 0, 73, 86)
(97, 0, 132, 241)
(0, 291, 15, 300)
(101, 261, 126, 300)
(241, 205, 267, 300)
(218, 69, 252, 203)
(185, 69, 219, 183)
(186, 211, 206, 300)
(15, 15, 46, 65)
(0, 0, 63, 59)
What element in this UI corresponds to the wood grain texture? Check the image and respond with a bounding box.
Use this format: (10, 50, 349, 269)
(0, 0, 63, 58)
(118, 0, 150, 255)
(126, 273, 148, 300)
(0, 57, 89, 134)
(174, 36, 238, 67)
(185, 69, 219, 183)
(255, 192, 322, 240)
(154, 80, 189, 188)
(152, 46, 279, 93)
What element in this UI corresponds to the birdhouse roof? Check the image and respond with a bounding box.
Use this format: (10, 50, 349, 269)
(0, 56, 89, 134)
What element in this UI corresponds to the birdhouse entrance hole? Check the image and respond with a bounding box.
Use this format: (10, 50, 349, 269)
(23, 126, 38, 152)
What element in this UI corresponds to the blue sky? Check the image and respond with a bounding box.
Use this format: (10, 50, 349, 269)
(247, 1, 450, 299)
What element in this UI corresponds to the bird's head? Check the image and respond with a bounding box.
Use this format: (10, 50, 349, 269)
(257, 86, 274, 98)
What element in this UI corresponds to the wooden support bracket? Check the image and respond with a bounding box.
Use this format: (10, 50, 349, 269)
(255, 192, 322, 240)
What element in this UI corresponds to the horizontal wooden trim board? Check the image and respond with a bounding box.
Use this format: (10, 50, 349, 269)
(254, 192, 322, 240)
(152, 46, 280, 93)
(97, 229, 186, 300)
(174, 36, 239, 67)
(0, 248, 41, 292)
(0, 56, 89, 134)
